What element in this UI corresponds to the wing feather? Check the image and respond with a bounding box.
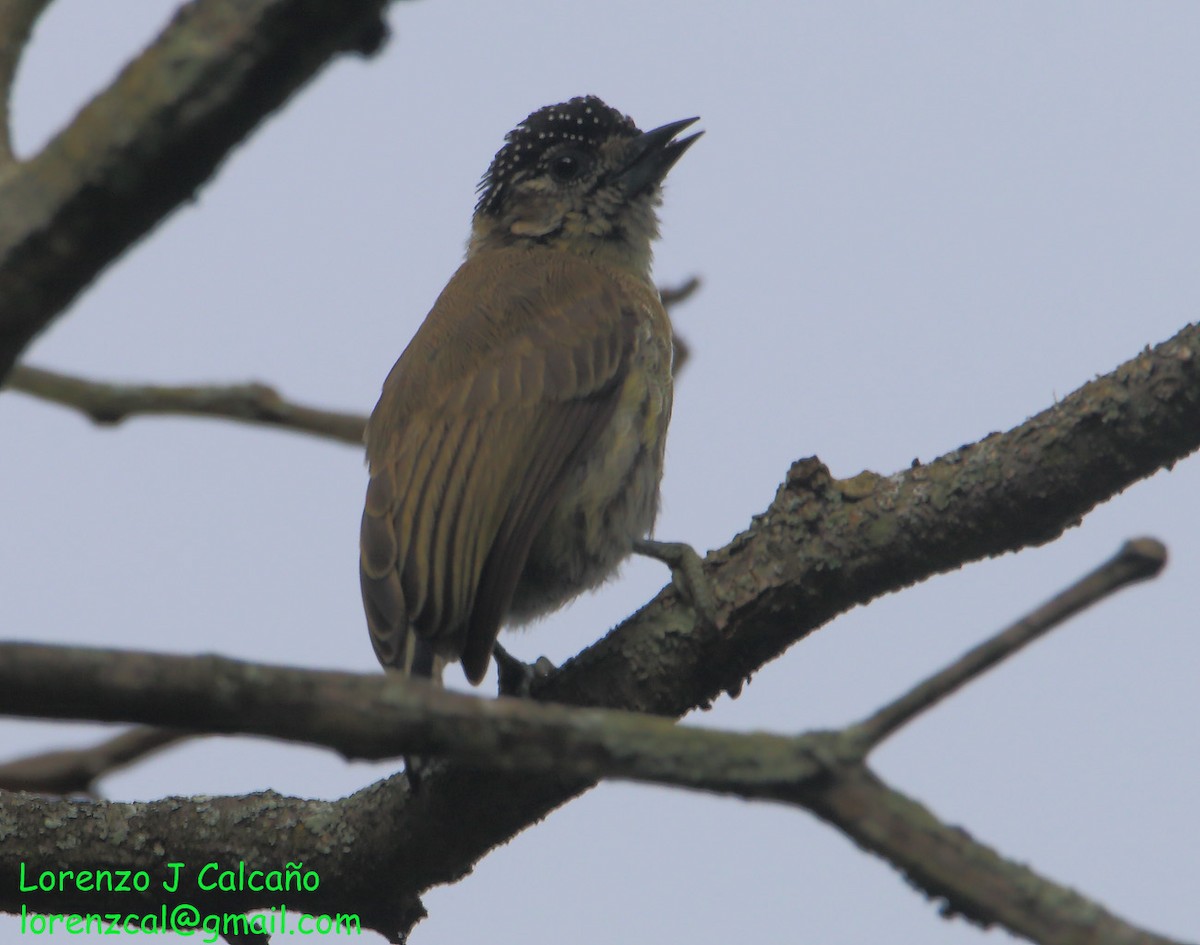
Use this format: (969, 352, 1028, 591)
(360, 248, 642, 680)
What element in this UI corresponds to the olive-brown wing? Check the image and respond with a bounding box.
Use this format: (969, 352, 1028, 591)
(359, 279, 634, 683)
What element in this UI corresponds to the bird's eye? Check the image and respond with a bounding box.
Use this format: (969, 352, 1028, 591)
(548, 149, 589, 183)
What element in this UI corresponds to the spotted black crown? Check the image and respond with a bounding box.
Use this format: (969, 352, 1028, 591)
(475, 96, 640, 216)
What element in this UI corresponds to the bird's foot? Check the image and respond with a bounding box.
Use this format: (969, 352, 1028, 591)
(493, 641, 556, 698)
(633, 538, 719, 630)
(404, 753, 434, 792)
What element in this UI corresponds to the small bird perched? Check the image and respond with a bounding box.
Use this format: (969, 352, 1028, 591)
(360, 96, 700, 684)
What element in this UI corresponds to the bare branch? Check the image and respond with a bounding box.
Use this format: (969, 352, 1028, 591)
(659, 275, 701, 374)
(0, 623, 1185, 945)
(801, 766, 1188, 945)
(0, 726, 192, 795)
(4, 290, 1199, 939)
(848, 537, 1167, 750)
(0, 642, 730, 770)
(4, 318, 1197, 940)
(0, 0, 394, 382)
(375, 320, 1200, 930)
(659, 275, 701, 308)
(0, 0, 52, 163)
(3, 274, 695, 443)
(6, 364, 366, 445)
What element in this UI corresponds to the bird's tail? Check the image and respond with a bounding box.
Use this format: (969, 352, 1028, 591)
(401, 633, 448, 683)
(361, 564, 448, 683)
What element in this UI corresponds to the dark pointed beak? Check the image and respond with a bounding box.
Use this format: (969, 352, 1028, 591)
(617, 116, 702, 196)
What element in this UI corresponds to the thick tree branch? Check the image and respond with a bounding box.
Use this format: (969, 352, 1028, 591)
(382, 319, 1200, 936)
(800, 766, 1186, 945)
(0, 0, 394, 382)
(0, 540, 1180, 945)
(6, 315, 1199, 940)
(542, 321, 1200, 719)
(0, 641, 820, 773)
(5, 322, 1198, 939)
(0, 786, 427, 940)
(8, 758, 1182, 945)
(0, 542, 1168, 787)
(5, 1, 1186, 941)
(0, 0, 52, 162)
(5, 365, 367, 445)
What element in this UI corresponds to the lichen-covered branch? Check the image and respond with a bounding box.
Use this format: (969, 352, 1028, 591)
(0, 536, 1182, 945)
(4, 319, 1196, 940)
(0, 641, 829, 774)
(4, 542, 1160, 788)
(385, 319, 1200, 935)
(5, 322, 1197, 940)
(800, 766, 1187, 945)
(0, 0, 394, 381)
(0, 786, 428, 940)
(541, 321, 1200, 719)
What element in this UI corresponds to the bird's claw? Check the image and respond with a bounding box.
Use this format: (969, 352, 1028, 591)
(493, 641, 556, 698)
(633, 538, 719, 630)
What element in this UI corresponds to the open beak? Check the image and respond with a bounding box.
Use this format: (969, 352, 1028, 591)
(617, 115, 702, 196)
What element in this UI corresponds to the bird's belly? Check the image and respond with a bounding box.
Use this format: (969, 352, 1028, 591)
(508, 368, 670, 622)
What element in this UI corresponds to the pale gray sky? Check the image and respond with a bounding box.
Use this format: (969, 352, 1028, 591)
(3, 3, 1199, 943)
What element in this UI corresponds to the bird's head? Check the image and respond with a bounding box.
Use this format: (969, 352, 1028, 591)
(469, 96, 700, 278)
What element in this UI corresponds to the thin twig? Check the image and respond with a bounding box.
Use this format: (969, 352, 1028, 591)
(659, 275, 700, 308)
(0, 726, 192, 795)
(660, 275, 701, 375)
(6, 364, 367, 445)
(847, 538, 1167, 752)
(5, 276, 701, 442)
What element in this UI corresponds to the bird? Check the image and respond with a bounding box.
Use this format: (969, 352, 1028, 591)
(359, 95, 701, 685)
